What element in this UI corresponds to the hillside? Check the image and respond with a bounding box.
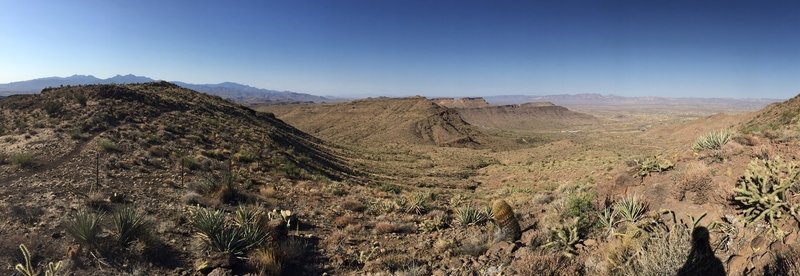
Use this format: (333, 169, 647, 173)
(743, 93, 800, 134)
(0, 82, 360, 274)
(255, 97, 489, 148)
(0, 74, 330, 103)
(455, 101, 599, 130)
(485, 93, 781, 111)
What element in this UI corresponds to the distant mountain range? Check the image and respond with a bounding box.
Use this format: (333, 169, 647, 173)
(484, 94, 783, 109)
(0, 74, 331, 103)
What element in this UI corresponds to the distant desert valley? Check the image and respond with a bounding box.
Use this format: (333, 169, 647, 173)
(2, 79, 800, 275)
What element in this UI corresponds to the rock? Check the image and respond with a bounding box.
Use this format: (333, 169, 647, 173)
(750, 236, 767, 253)
(726, 255, 747, 275)
(491, 200, 521, 242)
(520, 230, 540, 246)
(583, 239, 597, 247)
(207, 268, 233, 276)
(432, 269, 447, 276)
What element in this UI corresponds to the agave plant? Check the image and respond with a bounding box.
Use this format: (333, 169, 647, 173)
(454, 205, 488, 227)
(614, 196, 648, 224)
(66, 210, 102, 247)
(692, 129, 733, 151)
(112, 207, 152, 246)
(597, 207, 620, 238)
(189, 206, 267, 257)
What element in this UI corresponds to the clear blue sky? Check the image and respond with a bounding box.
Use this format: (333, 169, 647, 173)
(1, 0, 799, 98)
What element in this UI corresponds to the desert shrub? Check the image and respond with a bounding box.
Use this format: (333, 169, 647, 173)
(635, 156, 673, 177)
(181, 156, 204, 171)
(733, 157, 800, 237)
(15, 244, 62, 276)
(374, 221, 415, 234)
(42, 101, 64, 116)
(454, 204, 489, 227)
(66, 210, 102, 247)
(418, 210, 449, 232)
(74, 93, 88, 107)
(98, 139, 120, 153)
(277, 236, 308, 263)
(0, 151, 8, 165)
(234, 149, 258, 163)
(188, 206, 267, 256)
(342, 199, 366, 212)
(613, 224, 692, 276)
(676, 163, 713, 204)
(562, 191, 598, 234)
(509, 249, 584, 276)
(453, 233, 489, 256)
(334, 214, 356, 228)
(68, 128, 85, 140)
(112, 207, 152, 246)
(692, 129, 732, 151)
(8, 205, 44, 225)
(10, 152, 33, 167)
(764, 245, 800, 275)
(249, 247, 282, 276)
(379, 183, 402, 194)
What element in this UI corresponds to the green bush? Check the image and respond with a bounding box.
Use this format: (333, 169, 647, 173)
(692, 129, 732, 151)
(74, 94, 88, 107)
(43, 101, 64, 116)
(562, 191, 598, 234)
(99, 139, 120, 153)
(10, 152, 33, 167)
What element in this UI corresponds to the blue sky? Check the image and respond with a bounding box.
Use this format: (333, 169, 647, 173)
(1, 0, 799, 98)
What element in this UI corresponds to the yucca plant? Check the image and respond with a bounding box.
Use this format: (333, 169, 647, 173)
(15, 244, 62, 276)
(112, 207, 152, 246)
(614, 196, 648, 224)
(454, 205, 488, 227)
(234, 205, 265, 227)
(66, 210, 102, 247)
(404, 193, 429, 215)
(692, 129, 733, 151)
(734, 158, 800, 237)
(597, 207, 620, 238)
(189, 206, 267, 257)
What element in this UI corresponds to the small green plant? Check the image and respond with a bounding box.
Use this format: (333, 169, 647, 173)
(404, 193, 429, 215)
(68, 128, 85, 140)
(542, 218, 582, 257)
(15, 244, 62, 276)
(692, 129, 733, 151)
(10, 152, 33, 167)
(112, 207, 152, 246)
(454, 205, 488, 227)
(99, 139, 120, 153)
(188, 206, 268, 257)
(635, 156, 673, 177)
(66, 210, 102, 247)
(74, 93, 88, 107)
(597, 207, 620, 238)
(614, 196, 648, 224)
(733, 157, 800, 237)
(43, 101, 64, 116)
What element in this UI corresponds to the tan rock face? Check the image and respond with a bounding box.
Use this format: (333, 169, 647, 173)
(491, 199, 521, 242)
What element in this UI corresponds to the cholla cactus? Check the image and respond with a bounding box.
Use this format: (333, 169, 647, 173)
(542, 217, 582, 257)
(15, 244, 62, 276)
(734, 157, 800, 236)
(268, 209, 294, 228)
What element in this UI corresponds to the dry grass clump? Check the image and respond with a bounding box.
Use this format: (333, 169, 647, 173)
(763, 245, 800, 275)
(342, 199, 367, 212)
(509, 249, 583, 276)
(676, 162, 713, 204)
(373, 221, 415, 234)
(249, 247, 282, 276)
(9, 152, 33, 168)
(453, 233, 489, 256)
(334, 214, 356, 228)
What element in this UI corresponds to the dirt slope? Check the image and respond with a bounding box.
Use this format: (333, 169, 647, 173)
(743, 93, 800, 133)
(454, 102, 599, 130)
(255, 97, 488, 148)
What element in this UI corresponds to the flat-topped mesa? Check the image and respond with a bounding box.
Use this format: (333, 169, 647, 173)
(433, 97, 490, 109)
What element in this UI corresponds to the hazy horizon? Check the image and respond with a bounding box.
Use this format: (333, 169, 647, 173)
(2, 0, 799, 98)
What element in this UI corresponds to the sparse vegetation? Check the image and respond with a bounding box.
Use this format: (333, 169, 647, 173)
(692, 129, 733, 151)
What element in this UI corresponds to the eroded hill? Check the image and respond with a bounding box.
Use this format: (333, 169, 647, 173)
(255, 97, 489, 148)
(454, 101, 599, 130)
